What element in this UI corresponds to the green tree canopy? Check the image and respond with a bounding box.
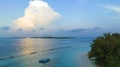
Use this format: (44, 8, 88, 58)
(88, 33, 120, 67)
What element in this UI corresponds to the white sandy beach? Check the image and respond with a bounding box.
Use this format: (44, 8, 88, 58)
(79, 52, 98, 67)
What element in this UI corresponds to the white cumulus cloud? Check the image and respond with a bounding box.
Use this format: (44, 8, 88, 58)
(15, 0, 60, 30)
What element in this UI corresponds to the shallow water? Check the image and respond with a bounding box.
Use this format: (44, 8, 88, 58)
(0, 38, 92, 67)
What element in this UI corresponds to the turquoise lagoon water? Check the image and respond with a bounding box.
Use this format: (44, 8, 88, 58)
(0, 38, 93, 67)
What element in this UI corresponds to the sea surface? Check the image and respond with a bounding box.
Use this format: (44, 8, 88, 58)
(0, 38, 93, 67)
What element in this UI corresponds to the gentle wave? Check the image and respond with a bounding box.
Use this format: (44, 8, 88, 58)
(0, 46, 72, 61)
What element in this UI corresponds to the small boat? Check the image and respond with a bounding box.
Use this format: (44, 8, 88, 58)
(39, 58, 50, 64)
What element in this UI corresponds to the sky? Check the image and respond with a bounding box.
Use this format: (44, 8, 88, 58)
(0, 0, 120, 37)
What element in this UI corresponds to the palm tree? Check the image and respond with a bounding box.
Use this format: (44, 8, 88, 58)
(88, 33, 120, 67)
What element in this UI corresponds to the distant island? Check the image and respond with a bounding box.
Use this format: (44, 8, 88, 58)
(11, 37, 75, 39)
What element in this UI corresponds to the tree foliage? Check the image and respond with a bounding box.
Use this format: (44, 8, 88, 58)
(88, 33, 120, 67)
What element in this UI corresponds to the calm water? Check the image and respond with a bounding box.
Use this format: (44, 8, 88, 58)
(0, 38, 92, 67)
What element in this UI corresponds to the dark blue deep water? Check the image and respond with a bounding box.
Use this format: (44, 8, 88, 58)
(0, 38, 93, 67)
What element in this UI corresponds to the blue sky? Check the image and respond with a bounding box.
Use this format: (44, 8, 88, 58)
(0, 0, 120, 37)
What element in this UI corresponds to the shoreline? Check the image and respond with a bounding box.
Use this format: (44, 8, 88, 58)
(79, 52, 98, 67)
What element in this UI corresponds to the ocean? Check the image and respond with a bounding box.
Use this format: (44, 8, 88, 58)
(0, 38, 93, 67)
